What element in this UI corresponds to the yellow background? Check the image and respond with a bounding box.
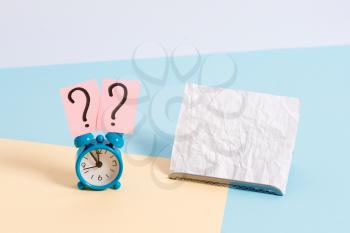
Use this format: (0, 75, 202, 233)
(0, 139, 228, 233)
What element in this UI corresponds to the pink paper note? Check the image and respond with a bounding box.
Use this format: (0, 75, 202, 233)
(60, 80, 100, 136)
(97, 80, 140, 134)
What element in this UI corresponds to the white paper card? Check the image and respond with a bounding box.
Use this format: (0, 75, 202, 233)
(169, 84, 301, 195)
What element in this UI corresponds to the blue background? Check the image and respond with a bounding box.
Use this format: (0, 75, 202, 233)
(0, 45, 349, 232)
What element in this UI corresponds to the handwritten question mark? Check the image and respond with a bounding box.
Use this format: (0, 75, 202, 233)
(68, 87, 90, 128)
(108, 83, 128, 126)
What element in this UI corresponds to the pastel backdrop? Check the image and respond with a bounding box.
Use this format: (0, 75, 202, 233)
(0, 45, 349, 232)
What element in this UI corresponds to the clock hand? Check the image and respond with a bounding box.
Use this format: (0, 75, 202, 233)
(83, 165, 98, 170)
(96, 150, 102, 163)
(89, 152, 98, 164)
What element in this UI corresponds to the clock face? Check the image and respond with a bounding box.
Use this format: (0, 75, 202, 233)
(78, 149, 120, 186)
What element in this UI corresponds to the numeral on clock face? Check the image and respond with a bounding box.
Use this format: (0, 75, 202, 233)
(79, 149, 120, 186)
(112, 160, 118, 166)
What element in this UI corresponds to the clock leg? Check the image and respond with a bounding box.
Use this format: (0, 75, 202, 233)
(77, 181, 85, 190)
(112, 181, 121, 190)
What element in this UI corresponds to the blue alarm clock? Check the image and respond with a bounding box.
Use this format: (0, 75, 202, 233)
(74, 132, 124, 190)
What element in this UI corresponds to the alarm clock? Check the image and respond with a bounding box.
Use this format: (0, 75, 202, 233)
(74, 132, 124, 190)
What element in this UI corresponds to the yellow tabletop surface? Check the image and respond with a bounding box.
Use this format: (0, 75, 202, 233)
(0, 139, 228, 233)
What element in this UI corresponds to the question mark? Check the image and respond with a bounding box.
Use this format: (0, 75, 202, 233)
(68, 87, 90, 128)
(108, 82, 128, 126)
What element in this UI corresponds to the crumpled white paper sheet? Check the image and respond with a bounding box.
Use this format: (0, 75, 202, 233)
(169, 83, 300, 195)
